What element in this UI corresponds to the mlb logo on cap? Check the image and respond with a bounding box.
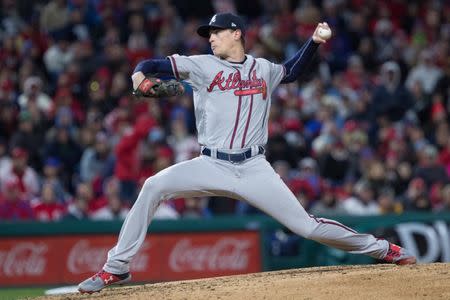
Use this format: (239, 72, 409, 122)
(197, 13, 245, 38)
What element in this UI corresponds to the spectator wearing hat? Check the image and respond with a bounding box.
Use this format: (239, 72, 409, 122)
(17, 76, 52, 116)
(370, 61, 413, 122)
(0, 147, 39, 201)
(9, 110, 46, 171)
(341, 179, 380, 215)
(31, 182, 66, 222)
(0, 178, 34, 220)
(41, 156, 69, 203)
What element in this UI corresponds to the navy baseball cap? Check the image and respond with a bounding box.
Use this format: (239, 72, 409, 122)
(197, 13, 245, 38)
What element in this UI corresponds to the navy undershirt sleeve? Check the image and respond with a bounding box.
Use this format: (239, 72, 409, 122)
(133, 58, 175, 78)
(281, 38, 319, 84)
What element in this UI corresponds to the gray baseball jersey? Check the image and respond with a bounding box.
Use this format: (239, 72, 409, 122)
(168, 54, 284, 150)
(101, 53, 392, 275)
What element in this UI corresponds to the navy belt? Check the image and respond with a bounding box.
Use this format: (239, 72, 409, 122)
(202, 146, 265, 163)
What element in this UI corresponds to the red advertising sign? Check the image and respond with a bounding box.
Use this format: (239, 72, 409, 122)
(0, 237, 63, 285)
(60, 235, 162, 283)
(0, 231, 261, 286)
(160, 232, 261, 280)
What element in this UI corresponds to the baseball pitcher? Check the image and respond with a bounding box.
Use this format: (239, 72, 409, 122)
(78, 13, 416, 293)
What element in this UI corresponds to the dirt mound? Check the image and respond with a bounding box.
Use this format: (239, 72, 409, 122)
(36, 263, 450, 300)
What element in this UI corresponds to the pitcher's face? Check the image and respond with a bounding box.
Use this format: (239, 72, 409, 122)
(209, 29, 238, 58)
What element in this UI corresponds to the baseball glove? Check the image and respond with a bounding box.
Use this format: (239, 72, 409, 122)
(133, 77, 184, 98)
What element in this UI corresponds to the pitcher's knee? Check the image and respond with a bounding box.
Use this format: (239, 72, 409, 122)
(141, 175, 170, 199)
(301, 228, 316, 240)
(142, 177, 154, 192)
(287, 224, 316, 239)
(304, 227, 321, 240)
(286, 216, 321, 239)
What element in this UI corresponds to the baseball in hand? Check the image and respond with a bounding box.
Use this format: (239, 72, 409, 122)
(318, 27, 332, 39)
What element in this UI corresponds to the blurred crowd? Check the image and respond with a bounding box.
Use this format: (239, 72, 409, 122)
(0, 0, 449, 222)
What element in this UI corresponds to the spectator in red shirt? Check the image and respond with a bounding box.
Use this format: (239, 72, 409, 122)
(31, 182, 66, 222)
(114, 114, 156, 203)
(0, 146, 40, 200)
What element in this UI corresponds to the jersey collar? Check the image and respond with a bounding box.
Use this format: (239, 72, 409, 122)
(217, 54, 254, 70)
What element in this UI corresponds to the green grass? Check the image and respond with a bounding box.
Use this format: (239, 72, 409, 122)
(0, 288, 47, 300)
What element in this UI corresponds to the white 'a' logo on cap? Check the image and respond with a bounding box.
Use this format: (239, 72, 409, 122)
(209, 15, 217, 25)
(231, 22, 236, 27)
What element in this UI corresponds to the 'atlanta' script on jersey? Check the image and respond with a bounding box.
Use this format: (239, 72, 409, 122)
(207, 70, 267, 99)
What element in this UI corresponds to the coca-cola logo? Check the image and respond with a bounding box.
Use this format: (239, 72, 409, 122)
(0, 243, 48, 277)
(169, 238, 251, 272)
(67, 240, 151, 274)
